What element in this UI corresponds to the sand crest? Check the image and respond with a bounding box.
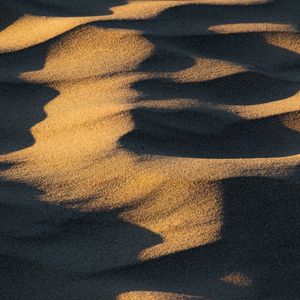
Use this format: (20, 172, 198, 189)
(0, 1, 299, 299)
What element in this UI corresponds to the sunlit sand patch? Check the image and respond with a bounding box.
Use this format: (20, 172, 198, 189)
(221, 272, 252, 287)
(20, 27, 154, 83)
(134, 181, 223, 261)
(117, 291, 203, 300)
(210, 23, 295, 34)
(1, 0, 299, 298)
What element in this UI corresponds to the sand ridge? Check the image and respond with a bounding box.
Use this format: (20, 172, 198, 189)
(0, 1, 299, 299)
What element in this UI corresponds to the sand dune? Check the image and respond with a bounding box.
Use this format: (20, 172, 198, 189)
(0, 1, 299, 299)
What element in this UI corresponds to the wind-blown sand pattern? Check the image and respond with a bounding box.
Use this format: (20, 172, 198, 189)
(0, 0, 299, 299)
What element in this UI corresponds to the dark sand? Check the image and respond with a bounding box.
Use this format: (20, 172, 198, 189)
(0, 1, 299, 299)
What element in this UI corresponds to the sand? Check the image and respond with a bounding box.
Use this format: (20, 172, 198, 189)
(0, 0, 299, 299)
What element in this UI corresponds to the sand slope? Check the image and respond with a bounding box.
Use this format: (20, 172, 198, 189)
(0, 1, 299, 299)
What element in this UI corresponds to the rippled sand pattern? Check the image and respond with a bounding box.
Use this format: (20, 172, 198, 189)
(0, 1, 299, 299)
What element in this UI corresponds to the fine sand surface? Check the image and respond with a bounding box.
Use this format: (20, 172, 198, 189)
(0, 1, 299, 299)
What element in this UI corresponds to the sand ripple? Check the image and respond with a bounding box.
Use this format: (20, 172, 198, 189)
(0, 1, 299, 299)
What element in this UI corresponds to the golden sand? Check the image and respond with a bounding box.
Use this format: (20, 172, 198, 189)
(0, 0, 299, 299)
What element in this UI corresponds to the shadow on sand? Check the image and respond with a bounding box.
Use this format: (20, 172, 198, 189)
(0, 3, 161, 299)
(0, 1, 299, 299)
(115, 2, 300, 159)
(93, 175, 298, 300)
(96, 0, 300, 33)
(0, 180, 163, 299)
(0, 0, 126, 24)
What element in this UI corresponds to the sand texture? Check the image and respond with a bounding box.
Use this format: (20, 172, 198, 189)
(0, 0, 299, 299)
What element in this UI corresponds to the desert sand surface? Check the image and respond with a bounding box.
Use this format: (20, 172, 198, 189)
(0, 0, 299, 299)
